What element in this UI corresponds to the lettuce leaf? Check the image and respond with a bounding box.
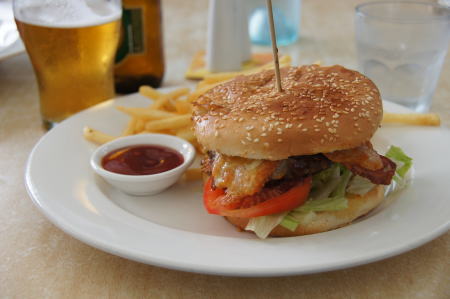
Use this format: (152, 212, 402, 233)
(280, 164, 351, 232)
(309, 164, 341, 201)
(331, 165, 352, 198)
(347, 175, 375, 195)
(245, 212, 288, 239)
(385, 146, 413, 181)
(295, 196, 348, 213)
(385, 145, 413, 193)
(281, 211, 316, 229)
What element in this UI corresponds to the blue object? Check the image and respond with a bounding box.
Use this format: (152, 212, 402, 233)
(248, 0, 301, 46)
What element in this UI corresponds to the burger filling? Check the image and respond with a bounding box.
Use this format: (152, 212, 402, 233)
(202, 143, 412, 238)
(203, 142, 396, 201)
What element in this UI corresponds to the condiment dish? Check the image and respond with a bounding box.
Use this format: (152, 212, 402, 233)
(90, 134, 195, 196)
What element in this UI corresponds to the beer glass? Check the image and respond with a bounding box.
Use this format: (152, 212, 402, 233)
(14, 0, 122, 129)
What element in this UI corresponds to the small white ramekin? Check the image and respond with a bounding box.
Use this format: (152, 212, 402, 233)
(90, 133, 195, 196)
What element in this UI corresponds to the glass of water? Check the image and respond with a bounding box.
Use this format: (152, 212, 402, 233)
(355, 1, 450, 112)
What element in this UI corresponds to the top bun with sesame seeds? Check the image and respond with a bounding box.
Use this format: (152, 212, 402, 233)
(192, 65, 382, 161)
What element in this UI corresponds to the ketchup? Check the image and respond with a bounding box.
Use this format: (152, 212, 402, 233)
(102, 145, 184, 175)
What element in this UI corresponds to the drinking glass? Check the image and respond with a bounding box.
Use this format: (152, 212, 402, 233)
(355, 1, 450, 112)
(14, 0, 122, 129)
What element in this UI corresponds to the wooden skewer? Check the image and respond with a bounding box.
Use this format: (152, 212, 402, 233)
(266, 0, 283, 92)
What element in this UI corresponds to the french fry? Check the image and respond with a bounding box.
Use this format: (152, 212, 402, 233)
(174, 100, 192, 114)
(202, 72, 241, 84)
(382, 112, 441, 126)
(196, 80, 212, 90)
(145, 114, 192, 131)
(183, 168, 202, 181)
(151, 87, 191, 110)
(83, 126, 117, 144)
(116, 106, 177, 119)
(163, 98, 178, 112)
(165, 87, 191, 99)
(151, 96, 170, 110)
(139, 85, 163, 100)
(188, 85, 219, 102)
(279, 55, 292, 65)
(199, 55, 293, 87)
(122, 118, 137, 136)
(134, 118, 146, 133)
(258, 55, 292, 71)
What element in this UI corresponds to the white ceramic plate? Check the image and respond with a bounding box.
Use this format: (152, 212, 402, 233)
(25, 92, 450, 277)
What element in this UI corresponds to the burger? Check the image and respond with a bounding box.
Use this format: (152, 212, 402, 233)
(192, 65, 401, 238)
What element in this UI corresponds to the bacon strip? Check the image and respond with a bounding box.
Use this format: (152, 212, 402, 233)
(324, 142, 383, 171)
(344, 156, 396, 185)
(325, 142, 396, 185)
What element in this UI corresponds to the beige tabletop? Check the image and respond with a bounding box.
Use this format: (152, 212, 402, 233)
(1, 0, 450, 298)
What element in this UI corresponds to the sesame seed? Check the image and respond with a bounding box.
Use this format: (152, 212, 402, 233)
(277, 138, 283, 142)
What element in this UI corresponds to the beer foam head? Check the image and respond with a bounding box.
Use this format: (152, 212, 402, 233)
(14, 0, 121, 28)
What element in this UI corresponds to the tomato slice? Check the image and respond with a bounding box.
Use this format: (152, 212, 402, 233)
(203, 176, 312, 218)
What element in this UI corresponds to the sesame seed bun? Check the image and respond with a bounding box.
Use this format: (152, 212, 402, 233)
(193, 65, 382, 160)
(225, 185, 384, 237)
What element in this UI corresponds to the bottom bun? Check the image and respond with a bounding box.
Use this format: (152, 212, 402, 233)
(225, 185, 384, 237)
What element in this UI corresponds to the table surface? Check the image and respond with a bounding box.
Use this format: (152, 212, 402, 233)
(1, 0, 449, 298)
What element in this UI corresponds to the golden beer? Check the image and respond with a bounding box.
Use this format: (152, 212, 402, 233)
(15, 3, 121, 129)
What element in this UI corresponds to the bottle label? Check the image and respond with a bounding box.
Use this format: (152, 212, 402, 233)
(115, 7, 145, 63)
